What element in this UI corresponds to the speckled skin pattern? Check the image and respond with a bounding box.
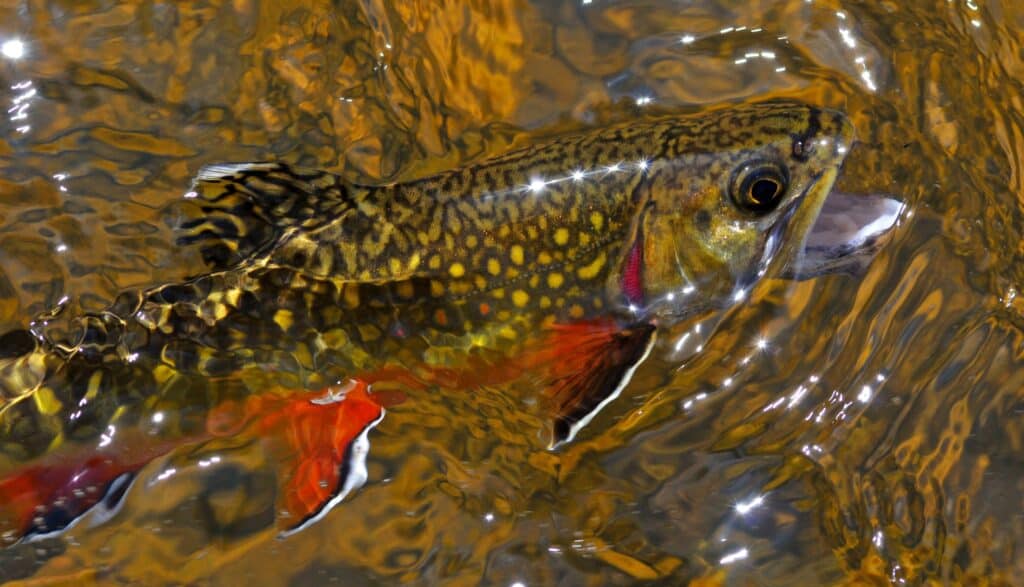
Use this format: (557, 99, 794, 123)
(0, 100, 852, 462)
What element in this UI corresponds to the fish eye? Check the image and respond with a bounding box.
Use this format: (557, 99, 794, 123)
(730, 160, 789, 214)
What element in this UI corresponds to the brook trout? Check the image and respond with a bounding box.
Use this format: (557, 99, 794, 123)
(0, 101, 901, 543)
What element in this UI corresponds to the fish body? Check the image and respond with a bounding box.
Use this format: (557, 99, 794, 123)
(0, 101, 878, 543)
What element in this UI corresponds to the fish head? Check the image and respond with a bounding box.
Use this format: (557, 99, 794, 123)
(632, 101, 857, 321)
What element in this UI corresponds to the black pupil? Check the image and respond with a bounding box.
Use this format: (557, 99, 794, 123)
(750, 178, 780, 204)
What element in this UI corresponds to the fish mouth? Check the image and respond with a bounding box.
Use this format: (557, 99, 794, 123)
(784, 191, 906, 279)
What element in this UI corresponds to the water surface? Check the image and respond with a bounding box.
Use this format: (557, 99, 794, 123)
(0, 0, 1022, 584)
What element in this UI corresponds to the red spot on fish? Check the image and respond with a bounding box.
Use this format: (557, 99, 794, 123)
(434, 309, 448, 325)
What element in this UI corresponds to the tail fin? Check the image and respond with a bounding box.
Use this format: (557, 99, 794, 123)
(176, 163, 357, 270)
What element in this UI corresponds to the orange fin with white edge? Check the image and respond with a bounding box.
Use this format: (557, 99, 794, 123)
(209, 378, 385, 537)
(531, 320, 657, 449)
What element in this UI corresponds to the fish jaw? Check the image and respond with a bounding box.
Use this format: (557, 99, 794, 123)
(784, 191, 906, 279)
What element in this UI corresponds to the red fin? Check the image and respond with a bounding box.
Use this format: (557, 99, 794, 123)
(0, 451, 142, 544)
(212, 379, 385, 536)
(526, 321, 657, 448)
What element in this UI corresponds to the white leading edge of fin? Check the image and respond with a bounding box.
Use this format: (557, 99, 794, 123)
(22, 472, 136, 544)
(277, 408, 386, 539)
(195, 163, 277, 182)
(550, 330, 658, 450)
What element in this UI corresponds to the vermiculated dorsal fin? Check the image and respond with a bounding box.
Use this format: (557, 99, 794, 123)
(176, 163, 356, 270)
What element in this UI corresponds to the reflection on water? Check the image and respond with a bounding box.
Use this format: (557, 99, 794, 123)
(0, 0, 1023, 584)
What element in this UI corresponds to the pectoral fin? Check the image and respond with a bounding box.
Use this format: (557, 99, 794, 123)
(539, 321, 657, 449)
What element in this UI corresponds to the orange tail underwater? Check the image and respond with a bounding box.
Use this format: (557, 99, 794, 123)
(0, 379, 386, 545)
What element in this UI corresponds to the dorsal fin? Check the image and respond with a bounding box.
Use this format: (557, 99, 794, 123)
(176, 163, 357, 270)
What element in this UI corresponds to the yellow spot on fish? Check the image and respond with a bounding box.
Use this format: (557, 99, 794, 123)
(357, 323, 381, 342)
(590, 212, 604, 231)
(474, 275, 487, 290)
(33, 387, 62, 416)
(577, 251, 607, 280)
(492, 288, 505, 299)
(408, 253, 421, 271)
(510, 245, 524, 265)
(548, 273, 564, 288)
(529, 274, 539, 288)
(466, 234, 478, 248)
(273, 309, 293, 331)
(487, 258, 501, 276)
(224, 288, 241, 306)
(538, 252, 553, 265)
(498, 325, 518, 340)
(389, 258, 403, 275)
(429, 255, 442, 270)
(396, 281, 415, 299)
(499, 225, 511, 238)
(153, 364, 175, 384)
(85, 372, 102, 400)
(579, 232, 591, 246)
(343, 285, 360, 308)
(212, 303, 228, 321)
(430, 280, 446, 297)
(554, 227, 570, 246)
(512, 290, 530, 307)
(323, 328, 350, 348)
(450, 280, 472, 296)
(540, 296, 552, 309)
(569, 304, 585, 319)
(449, 262, 466, 278)
(496, 310, 512, 321)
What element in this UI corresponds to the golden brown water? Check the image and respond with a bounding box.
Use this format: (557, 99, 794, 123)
(0, 0, 1022, 584)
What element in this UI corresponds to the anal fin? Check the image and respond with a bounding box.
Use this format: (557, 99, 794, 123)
(539, 321, 657, 449)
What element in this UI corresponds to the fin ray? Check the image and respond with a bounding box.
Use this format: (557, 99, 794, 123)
(528, 321, 657, 448)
